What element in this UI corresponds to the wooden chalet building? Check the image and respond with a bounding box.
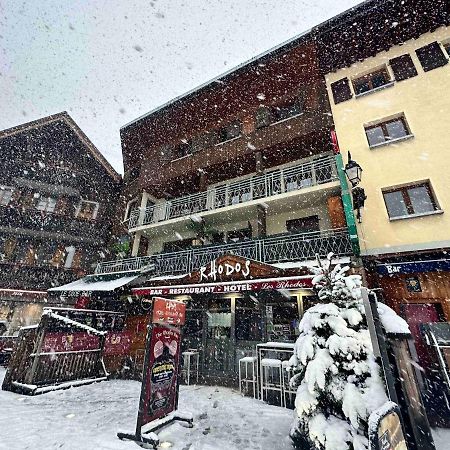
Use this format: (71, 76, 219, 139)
(0, 112, 121, 334)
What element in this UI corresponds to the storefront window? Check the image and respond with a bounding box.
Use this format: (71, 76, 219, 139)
(207, 298, 231, 339)
(236, 296, 263, 341)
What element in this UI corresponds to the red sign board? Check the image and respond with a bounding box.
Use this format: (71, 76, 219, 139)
(152, 297, 186, 326)
(134, 276, 313, 297)
(139, 324, 182, 426)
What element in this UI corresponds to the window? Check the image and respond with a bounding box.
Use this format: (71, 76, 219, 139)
(76, 200, 99, 220)
(124, 166, 140, 182)
(444, 42, 450, 58)
(35, 195, 57, 213)
(272, 98, 302, 122)
(364, 116, 411, 147)
(226, 228, 252, 242)
(286, 216, 320, 233)
(217, 121, 241, 144)
(383, 182, 439, 219)
(389, 54, 418, 81)
(173, 140, 192, 159)
(255, 106, 271, 129)
(125, 198, 138, 221)
(353, 66, 392, 96)
(416, 42, 448, 72)
(331, 78, 352, 104)
(0, 187, 13, 206)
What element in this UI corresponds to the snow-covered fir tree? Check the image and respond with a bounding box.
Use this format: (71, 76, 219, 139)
(289, 254, 388, 450)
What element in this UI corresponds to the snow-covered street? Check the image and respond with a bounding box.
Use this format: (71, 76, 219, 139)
(0, 368, 293, 450)
(1, 367, 449, 450)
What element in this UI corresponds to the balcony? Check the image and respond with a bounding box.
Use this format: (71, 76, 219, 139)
(0, 262, 84, 291)
(0, 207, 106, 244)
(129, 153, 337, 231)
(95, 227, 352, 276)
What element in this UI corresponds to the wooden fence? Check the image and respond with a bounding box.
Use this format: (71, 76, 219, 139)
(2, 310, 108, 395)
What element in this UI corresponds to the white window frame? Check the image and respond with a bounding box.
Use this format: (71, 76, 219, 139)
(36, 195, 57, 213)
(0, 186, 14, 206)
(124, 197, 139, 222)
(76, 199, 99, 220)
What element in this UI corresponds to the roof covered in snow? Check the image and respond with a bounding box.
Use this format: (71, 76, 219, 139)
(48, 274, 138, 292)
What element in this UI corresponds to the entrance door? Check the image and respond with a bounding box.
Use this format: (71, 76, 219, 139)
(402, 303, 441, 370)
(204, 298, 233, 378)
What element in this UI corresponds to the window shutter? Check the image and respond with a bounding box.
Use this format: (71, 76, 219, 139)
(416, 42, 448, 72)
(389, 54, 418, 81)
(72, 249, 82, 269)
(330, 78, 352, 104)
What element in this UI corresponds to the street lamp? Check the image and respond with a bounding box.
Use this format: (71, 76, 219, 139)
(344, 152, 363, 187)
(344, 152, 366, 223)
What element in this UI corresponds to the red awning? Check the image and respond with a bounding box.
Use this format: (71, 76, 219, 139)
(132, 275, 313, 296)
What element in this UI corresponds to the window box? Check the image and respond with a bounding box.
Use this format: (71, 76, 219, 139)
(365, 115, 412, 148)
(383, 182, 440, 220)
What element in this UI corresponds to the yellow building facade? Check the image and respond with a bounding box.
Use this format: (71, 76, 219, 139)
(325, 26, 450, 257)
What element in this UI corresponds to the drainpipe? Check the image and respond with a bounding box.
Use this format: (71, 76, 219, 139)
(331, 130, 360, 256)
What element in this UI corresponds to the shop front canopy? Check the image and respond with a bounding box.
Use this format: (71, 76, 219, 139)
(48, 273, 139, 293)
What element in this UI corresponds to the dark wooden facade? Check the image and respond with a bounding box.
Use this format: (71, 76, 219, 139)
(0, 112, 121, 332)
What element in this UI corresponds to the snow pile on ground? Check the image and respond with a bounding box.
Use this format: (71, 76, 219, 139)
(0, 368, 293, 450)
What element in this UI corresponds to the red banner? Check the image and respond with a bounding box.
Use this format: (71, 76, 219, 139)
(140, 325, 181, 425)
(133, 276, 313, 297)
(152, 297, 186, 326)
(42, 331, 132, 356)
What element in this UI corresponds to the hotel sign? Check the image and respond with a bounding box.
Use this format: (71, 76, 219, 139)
(199, 259, 251, 282)
(133, 276, 313, 296)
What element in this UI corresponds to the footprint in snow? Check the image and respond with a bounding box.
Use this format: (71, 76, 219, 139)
(212, 400, 218, 408)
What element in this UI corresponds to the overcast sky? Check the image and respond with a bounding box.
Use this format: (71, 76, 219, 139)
(1, 0, 360, 174)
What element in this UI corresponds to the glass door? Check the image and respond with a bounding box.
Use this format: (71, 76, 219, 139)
(204, 298, 232, 377)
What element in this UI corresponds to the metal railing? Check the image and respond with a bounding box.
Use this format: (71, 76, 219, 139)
(95, 228, 351, 275)
(128, 153, 337, 229)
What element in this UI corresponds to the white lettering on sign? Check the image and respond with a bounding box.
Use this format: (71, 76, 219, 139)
(385, 265, 400, 274)
(199, 260, 251, 282)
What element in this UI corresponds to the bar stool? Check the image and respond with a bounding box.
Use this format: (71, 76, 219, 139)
(282, 360, 296, 408)
(182, 350, 199, 385)
(238, 356, 258, 398)
(261, 358, 284, 407)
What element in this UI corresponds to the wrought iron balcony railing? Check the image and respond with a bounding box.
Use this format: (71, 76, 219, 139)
(128, 153, 337, 229)
(95, 227, 351, 276)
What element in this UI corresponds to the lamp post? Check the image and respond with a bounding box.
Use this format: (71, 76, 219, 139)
(344, 152, 366, 223)
(344, 152, 363, 187)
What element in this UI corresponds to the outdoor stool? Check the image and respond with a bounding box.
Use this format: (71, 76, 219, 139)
(238, 356, 258, 398)
(182, 350, 199, 385)
(261, 358, 284, 407)
(282, 360, 296, 408)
